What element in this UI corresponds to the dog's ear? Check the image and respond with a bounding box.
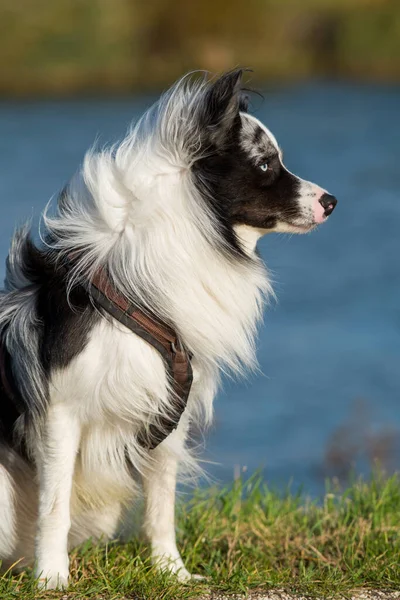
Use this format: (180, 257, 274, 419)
(202, 69, 245, 144)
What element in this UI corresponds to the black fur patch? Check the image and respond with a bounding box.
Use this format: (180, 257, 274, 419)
(0, 238, 99, 453)
(10, 239, 99, 375)
(0, 344, 24, 447)
(35, 256, 99, 376)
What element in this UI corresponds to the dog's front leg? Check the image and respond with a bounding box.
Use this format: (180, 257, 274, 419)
(34, 403, 80, 589)
(143, 429, 196, 581)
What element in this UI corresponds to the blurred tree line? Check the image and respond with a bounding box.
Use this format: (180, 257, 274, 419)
(0, 0, 399, 96)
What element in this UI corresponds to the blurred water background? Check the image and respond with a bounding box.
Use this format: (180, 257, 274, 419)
(0, 0, 399, 496)
(1, 84, 399, 495)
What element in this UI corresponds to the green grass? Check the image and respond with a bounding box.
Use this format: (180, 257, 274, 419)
(1, 473, 400, 599)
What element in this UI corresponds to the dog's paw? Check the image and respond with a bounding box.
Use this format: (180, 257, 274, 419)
(152, 552, 204, 583)
(175, 567, 205, 582)
(35, 562, 69, 590)
(37, 573, 69, 590)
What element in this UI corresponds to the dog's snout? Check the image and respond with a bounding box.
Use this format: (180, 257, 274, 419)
(319, 193, 337, 217)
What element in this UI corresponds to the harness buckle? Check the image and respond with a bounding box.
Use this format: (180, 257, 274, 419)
(171, 338, 183, 354)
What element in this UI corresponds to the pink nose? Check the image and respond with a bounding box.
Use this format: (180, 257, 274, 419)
(319, 193, 337, 217)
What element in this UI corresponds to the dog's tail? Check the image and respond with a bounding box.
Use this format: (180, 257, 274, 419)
(4, 223, 44, 292)
(0, 225, 48, 426)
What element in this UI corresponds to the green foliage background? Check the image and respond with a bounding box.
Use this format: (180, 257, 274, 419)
(0, 0, 399, 96)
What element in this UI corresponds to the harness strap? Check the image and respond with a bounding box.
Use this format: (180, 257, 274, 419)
(89, 268, 193, 450)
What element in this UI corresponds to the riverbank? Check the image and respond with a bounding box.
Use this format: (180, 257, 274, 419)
(1, 474, 400, 599)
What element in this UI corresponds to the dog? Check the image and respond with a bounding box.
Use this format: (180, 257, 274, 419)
(0, 69, 336, 589)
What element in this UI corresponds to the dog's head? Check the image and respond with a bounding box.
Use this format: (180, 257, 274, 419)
(191, 69, 337, 241)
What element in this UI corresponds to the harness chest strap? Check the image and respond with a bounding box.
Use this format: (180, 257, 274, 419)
(89, 268, 193, 450)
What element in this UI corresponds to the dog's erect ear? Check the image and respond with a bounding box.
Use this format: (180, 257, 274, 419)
(202, 69, 245, 144)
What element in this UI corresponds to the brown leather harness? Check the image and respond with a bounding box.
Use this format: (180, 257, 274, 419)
(88, 268, 193, 449)
(0, 264, 193, 451)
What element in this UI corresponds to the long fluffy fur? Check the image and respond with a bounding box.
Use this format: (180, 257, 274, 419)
(41, 73, 271, 422)
(0, 69, 335, 586)
(0, 73, 272, 578)
(43, 74, 270, 370)
(0, 227, 48, 422)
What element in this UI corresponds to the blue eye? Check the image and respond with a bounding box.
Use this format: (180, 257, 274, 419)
(259, 163, 268, 172)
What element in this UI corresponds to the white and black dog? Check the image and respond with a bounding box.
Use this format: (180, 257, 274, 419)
(0, 70, 336, 588)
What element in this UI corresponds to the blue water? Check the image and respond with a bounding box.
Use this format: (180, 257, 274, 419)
(0, 84, 399, 495)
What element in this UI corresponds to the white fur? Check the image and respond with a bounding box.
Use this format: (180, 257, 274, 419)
(0, 461, 16, 559)
(34, 403, 80, 589)
(240, 112, 281, 159)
